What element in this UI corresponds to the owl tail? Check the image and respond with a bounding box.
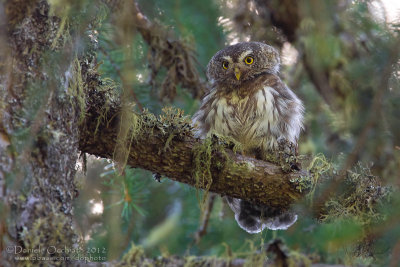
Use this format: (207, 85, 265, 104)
(225, 197, 297, 234)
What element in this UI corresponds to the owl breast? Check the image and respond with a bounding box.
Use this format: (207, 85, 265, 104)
(194, 85, 285, 152)
(193, 73, 304, 156)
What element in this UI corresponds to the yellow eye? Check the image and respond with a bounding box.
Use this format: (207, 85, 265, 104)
(222, 61, 229, 69)
(244, 56, 254, 65)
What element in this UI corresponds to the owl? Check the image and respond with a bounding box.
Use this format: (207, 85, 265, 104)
(192, 42, 304, 233)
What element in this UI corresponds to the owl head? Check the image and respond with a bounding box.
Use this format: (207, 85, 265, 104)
(206, 42, 280, 89)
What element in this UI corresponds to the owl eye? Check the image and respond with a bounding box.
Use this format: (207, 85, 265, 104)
(244, 56, 254, 65)
(222, 61, 229, 69)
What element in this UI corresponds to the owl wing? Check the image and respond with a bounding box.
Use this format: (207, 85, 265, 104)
(191, 89, 217, 138)
(259, 75, 304, 146)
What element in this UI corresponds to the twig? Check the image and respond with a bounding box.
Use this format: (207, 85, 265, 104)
(194, 194, 216, 243)
(390, 238, 400, 267)
(131, 0, 208, 100)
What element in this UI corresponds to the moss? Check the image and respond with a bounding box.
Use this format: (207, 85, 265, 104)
(191, 130, 248, 213)
(119, 244, 223, 267)
(4, 0, 39, 27)
(68, 57, 87, 124)
(289, 174, 314, 193)
(94, 102, 110, 135)
(50, 5, 69, 49)
(287, 250, 312, 267)
(113, 106, 142, 174)
(112, 106, 193, 174)
(305, 156, 391, 227)
(93, 78, 121, 135)
(321, 163, 391, 225)
(210, 133, 244, 155)
(305, 157, 392, 259)
(183, 256, 220, 267)
(306, 153, 332, 205)
(117, 240, 314, 266)
(244, 253, 266, 267)
(159, 107, 193, 152)
(19, 204, 77, 267)
(118, 243, 150, 267)
(287, 251, 312, 267)
(263, 138, 301, 173)
(192, 137, 213, 211)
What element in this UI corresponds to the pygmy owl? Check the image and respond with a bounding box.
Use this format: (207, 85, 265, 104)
(192, 42, 304, 233)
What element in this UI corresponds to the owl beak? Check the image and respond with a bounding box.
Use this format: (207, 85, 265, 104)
(234, 67, 241, 80)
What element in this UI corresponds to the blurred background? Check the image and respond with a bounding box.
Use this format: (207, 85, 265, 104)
(69, 0, 400, 265)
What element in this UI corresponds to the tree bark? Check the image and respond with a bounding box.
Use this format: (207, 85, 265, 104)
(1, 1, 82, 265)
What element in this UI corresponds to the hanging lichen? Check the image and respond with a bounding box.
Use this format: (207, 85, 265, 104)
(67, 57, 87, 124)
(113, 103, 142, 175)
(192, 137, 213, 212)
(306, 153, 332, 205)
(321, 163, 392, 225)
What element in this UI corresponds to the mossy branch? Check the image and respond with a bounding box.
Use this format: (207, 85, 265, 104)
(79, 89, 311, 210)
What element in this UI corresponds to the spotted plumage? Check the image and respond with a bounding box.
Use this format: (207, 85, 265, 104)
(192, 42, 304, 233)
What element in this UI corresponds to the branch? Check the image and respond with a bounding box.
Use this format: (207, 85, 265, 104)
(71, 240, 344, 267)
(194, 194, 216, 243)
(131, 1, 209, 100)
(78, 88, 310, 210)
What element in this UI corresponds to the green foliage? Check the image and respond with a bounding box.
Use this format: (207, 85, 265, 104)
(101, 166, 148, 219)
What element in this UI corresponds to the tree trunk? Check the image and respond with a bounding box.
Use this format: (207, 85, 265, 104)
(0, 1, 85, 265)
